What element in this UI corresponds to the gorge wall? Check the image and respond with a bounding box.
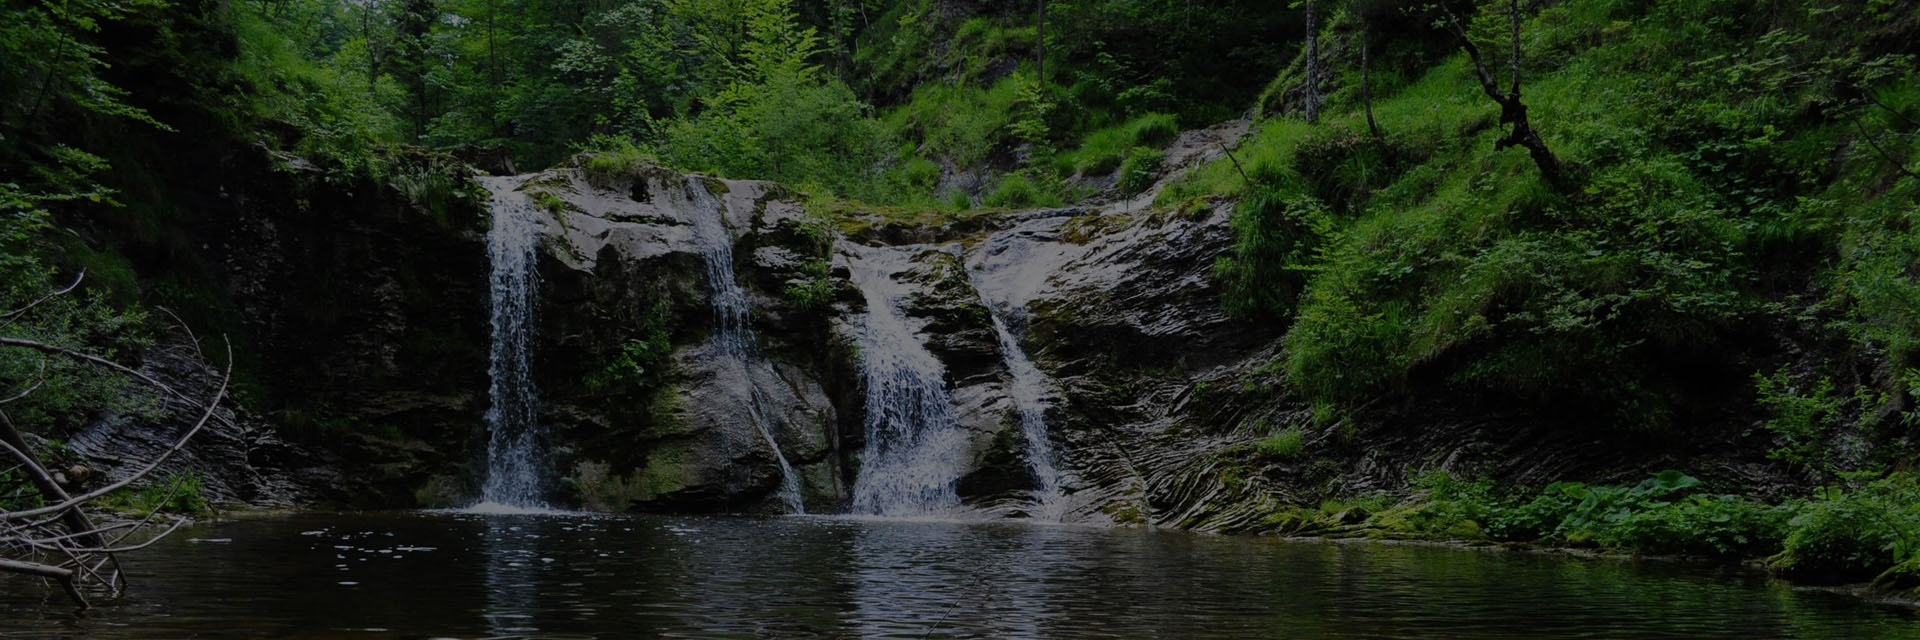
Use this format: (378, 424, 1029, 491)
(63, 147, 1791, 531)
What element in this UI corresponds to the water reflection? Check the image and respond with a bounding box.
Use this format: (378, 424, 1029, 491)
(0, 512, 1915, 639)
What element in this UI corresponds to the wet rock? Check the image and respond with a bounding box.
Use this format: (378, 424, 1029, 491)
(69, 332, 323, 508)
(516, 165, 849, 512)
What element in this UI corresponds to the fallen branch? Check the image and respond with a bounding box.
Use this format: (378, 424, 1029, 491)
(1, 280, 231, 608)
(2, 347, 227, 521)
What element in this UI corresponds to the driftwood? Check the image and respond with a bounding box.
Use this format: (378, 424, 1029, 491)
(0, 272, 228, 608)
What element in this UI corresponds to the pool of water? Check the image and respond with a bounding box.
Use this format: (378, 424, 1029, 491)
(2, 512, 1915, 639)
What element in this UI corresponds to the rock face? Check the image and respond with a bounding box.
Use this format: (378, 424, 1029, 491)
(512, 166, 853, 512)
(484, 160, 1268, 517)
(66, 145, 1722, 525)
(68, 148, 494, 509)
(67, 330, 319, 508)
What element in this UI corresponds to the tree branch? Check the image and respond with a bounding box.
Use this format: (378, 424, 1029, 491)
(1855, 118, 1920, 181)
(1, 341, 229, 522)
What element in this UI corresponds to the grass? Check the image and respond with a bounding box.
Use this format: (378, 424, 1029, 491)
(99, 472, 211, 517)
(1173, 0, 1920, 435)
(1270, 470, 1913, 572)
(1255, 428, 1306, 459)
(1116, 146, 1164, 195)
(1056, 112, 1180, 176)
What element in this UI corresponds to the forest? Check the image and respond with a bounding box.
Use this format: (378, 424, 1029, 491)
(4, 0, 1920, 636)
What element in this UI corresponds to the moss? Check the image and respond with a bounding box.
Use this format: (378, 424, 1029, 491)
(565, 460, 643, 512)
(1057, 212, 1134, 244)
(632, 440, 695, 502)
(530, 190, 569, 216)
(1103, 500, 1147, 525)
(412, 474, 466, 509)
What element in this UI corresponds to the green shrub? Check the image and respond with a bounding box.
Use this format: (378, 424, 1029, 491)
(883, 74, 1026, 170)
(1255, 428, 1306, 459)
(1772, 474, 1920, 583)
(783, 260, 837, 311)
(1486, 472, 1787, 558)
(1753, 367, 1880, 471)
(585, 303, 673, 396)
(578, 137, 655, 187)
(1117, 146, 1163, 195)
(1360, 471, 1501, 539)
(1128, 112, 1179, 148)
(1214, 188, 1333, 319)
(101, 471, 210, 516)
(1058, 112, 1181, 176)
(897, 155, 941, 190)
(1408, 471, 1500, 536)
(1486, 482, 1585, 541)
(531, 191, 568, 216)
(1594, 495, 1789, 558)
(985, 174, 1041, 208)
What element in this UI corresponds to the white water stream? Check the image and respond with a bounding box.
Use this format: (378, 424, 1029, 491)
(474, 176, 551, 511)
(684, 177, 804, 513)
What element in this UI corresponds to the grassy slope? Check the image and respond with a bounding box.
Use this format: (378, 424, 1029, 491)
(1174, 0, 1917, 432)
(1161, 0, 1920, 587)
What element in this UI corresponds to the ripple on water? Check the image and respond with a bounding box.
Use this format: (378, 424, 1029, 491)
(1, 512, 1916, 639)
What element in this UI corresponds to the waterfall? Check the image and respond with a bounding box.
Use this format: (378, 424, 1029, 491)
(683, 177, 805, 514)
(971, 274, 1067, 519)
(967, 222, 1079, 519)
(847, 246, 969, 516)
(475, 176, 550, 510)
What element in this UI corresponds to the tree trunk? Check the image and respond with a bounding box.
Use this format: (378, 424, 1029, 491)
(1303, 0, 1320, 124)
(1438, 0, 1568, 191)
(1036, 0, 1046, 86)
(0, 412, 104, 550)
(486, 0, 498, 87)
(1361, 21, 1380, 140)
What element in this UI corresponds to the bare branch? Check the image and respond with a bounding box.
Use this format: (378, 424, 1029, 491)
(153, 307, 203, 358)
(0, 558, 84, 606)
(1508, 0, 1521, 96)
(0, 331, 228, 607)
(1438, 1, 1503, 100)
(0, 270, 84, 326)
(24, 522, 137, 546)
(1855, 118, 1920, 181)
(59, 518, 189, 555)
(2, 341, 230, 522)
(0, 361, 47, 406)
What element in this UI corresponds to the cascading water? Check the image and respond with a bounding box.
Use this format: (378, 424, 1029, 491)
(847, 246, 970, 516)
(969, 271, 1067, 519)
(683, 177, 804, 513)
(966, 221, 1081, 519)
(475, 176, 550, 511)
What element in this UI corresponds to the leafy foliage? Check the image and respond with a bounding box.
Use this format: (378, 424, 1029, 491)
(1164, 0, 1920, 436)
(99, 471, 211, 516)
(584, 303, 673, 397)
(1772, 473, 1920, 583)
(1255, 428, 1307, 460)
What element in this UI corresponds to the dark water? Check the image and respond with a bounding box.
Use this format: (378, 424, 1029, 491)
(2, 512, 1916, 639)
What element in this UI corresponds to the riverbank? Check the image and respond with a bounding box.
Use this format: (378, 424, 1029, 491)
(1236, 469, 1920, 605)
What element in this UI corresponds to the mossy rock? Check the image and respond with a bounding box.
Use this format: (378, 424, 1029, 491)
(632, 440, 696, 502)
